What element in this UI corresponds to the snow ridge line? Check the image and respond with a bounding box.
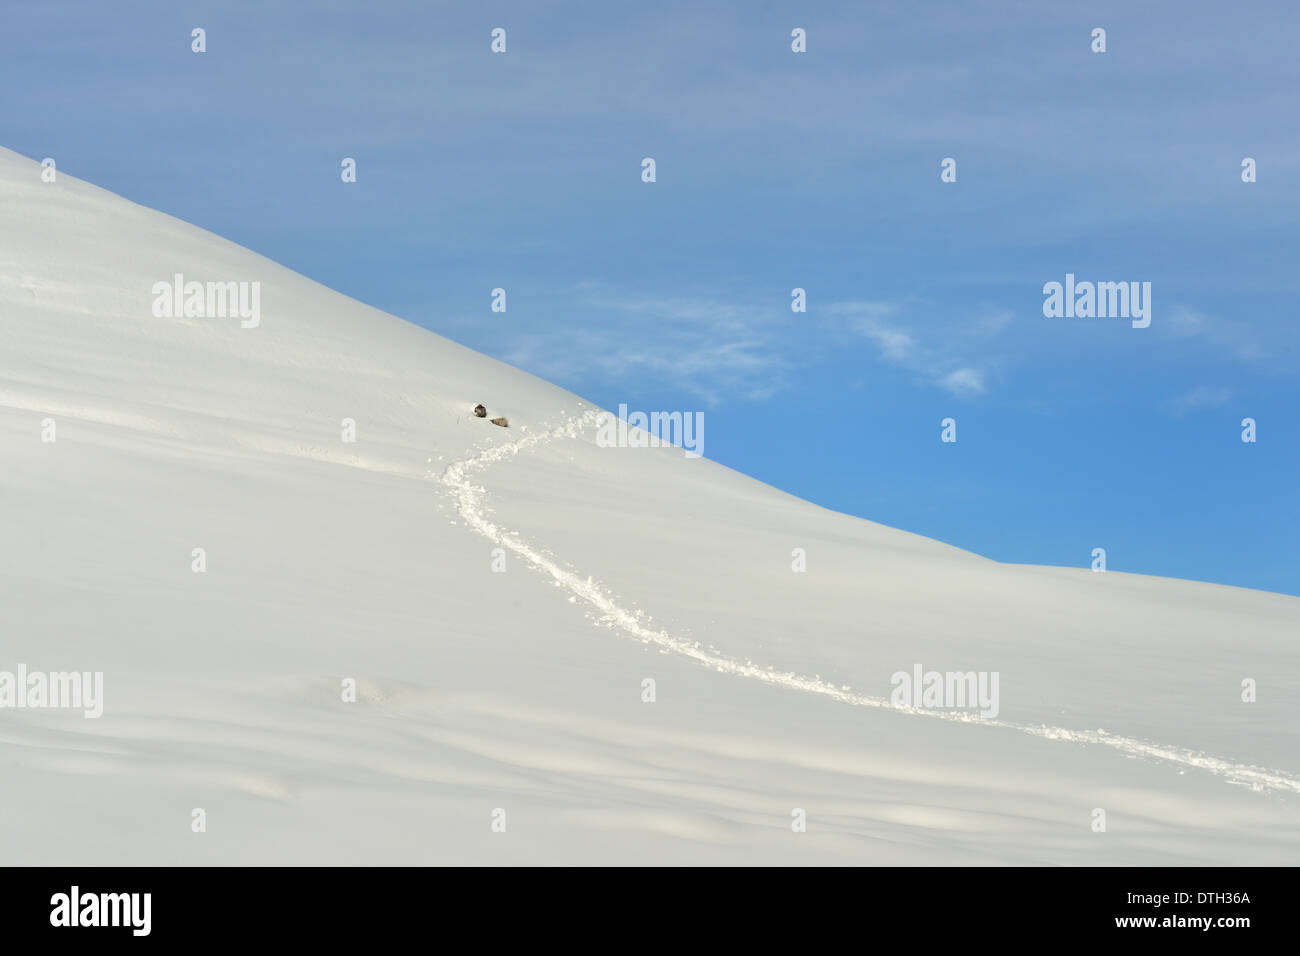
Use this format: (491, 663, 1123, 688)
(441, 412, 1300, 796)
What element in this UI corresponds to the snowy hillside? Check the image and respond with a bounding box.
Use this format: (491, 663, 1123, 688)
(1, 145, 1296, 864)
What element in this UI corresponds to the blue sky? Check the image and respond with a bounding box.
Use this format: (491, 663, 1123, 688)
(4, 0, 1297, 594)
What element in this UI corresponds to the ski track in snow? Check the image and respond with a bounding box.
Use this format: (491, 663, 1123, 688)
(441, 411, 1300, 797)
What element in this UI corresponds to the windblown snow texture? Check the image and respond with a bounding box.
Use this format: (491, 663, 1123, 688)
(1, 147, 1297, 865)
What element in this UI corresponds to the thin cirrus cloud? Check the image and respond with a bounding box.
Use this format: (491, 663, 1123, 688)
(490, 287, 794, 405)
(1163, 306, 1277, 364)
(488, 291, 1013, 404)
(461, 287, 1284, 410)
(827, 300, 1010, 397)
(1171, 384, 1234, 415)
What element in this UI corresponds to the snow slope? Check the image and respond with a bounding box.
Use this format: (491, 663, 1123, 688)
(1, 146, 1296, 865)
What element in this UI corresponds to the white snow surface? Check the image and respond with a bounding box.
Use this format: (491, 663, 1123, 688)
(1, 146, 1296, 864)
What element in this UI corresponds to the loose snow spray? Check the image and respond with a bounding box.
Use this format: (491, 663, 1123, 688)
(440, 411, 1300, 796)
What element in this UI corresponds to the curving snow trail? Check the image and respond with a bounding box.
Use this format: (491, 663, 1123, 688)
(441, 412, 1300, 796)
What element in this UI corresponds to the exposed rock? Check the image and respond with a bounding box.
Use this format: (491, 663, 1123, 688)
(490, 417, 509, 428)
(473, 404, 487, 418)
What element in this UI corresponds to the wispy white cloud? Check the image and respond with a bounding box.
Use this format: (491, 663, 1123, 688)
(941, 368, 986, 396)
(827, 300, 1010, 397)
(1171, 384, 1234, 415)
(1165, 307, 1271, 363)
(494, 286, 792, 405)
